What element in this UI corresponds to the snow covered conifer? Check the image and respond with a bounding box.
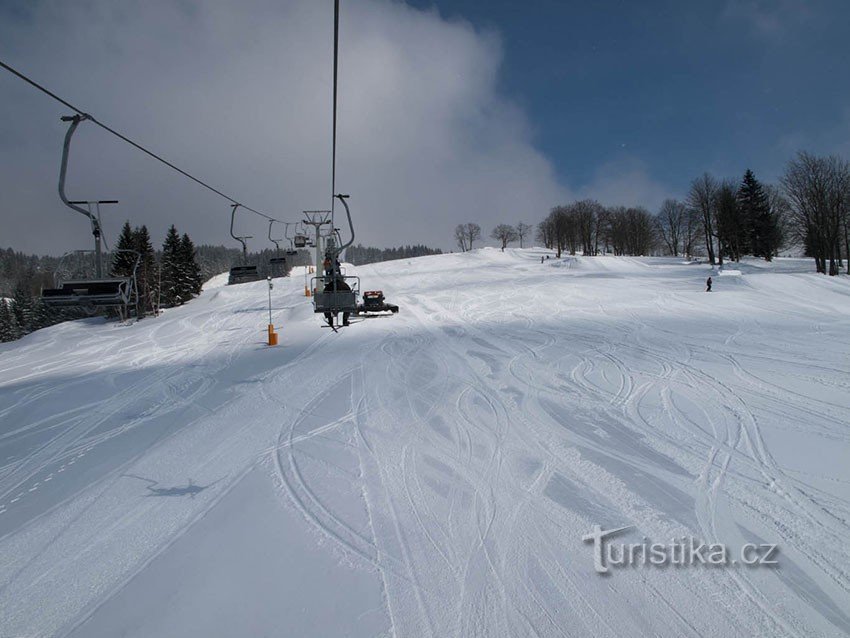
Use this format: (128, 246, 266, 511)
(134, 225, 158, 316)
(111, 221, 138, 277)
(160, 225, 183, 307)
(180, 233, 202, 296)
(0, 298, 21, 342)
(11, 281, 33, 334)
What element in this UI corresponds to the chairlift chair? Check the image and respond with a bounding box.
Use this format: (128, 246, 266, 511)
(267, 220, 289, 277)
(39, 114, 140, 319)
(42, 248, 141, 316)
(227, 204, 261, 284)
(311, 195, 361, 324)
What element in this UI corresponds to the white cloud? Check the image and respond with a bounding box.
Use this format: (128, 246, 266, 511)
(0, 0, 569, 254)
(578, 157, 672, 212)
(722, 0, 812, 37)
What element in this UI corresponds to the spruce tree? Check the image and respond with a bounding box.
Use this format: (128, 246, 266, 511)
(111, 221, 138, 277)
(180, 233, 203, 296)
(716, 181, 748, 262)
(28, 297, 54, 332)
(134, 225, 158, 317)
(0, 299, 21, 342)
(738, 169, 772, 260)
(160, 225, 183, 307)
(11, 281, 33, 335)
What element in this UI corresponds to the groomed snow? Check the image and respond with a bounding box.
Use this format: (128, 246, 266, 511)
(1, 249, 849, 637)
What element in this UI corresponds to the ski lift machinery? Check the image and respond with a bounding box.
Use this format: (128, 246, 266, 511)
(40, 114, 140, 319)
(227, 204, 261, 285)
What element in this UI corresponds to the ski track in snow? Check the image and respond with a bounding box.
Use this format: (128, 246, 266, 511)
(0, 251, 849, 637)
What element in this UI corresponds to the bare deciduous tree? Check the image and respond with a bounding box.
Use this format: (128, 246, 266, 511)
(454, 224, 468, 252)
(465, 223, 482, 250)
(687, 173, 720, 265)
(655, 199, 687, 256)
(781, 152, 850, 275)
(682, 205, 703, 260)
(491, 224, 519, 251)
(515, 222, 532, 248)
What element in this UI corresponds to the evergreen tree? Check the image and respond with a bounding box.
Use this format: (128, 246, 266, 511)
(738, 169, 781, 261)
(180, 233, 203, 295)
(160, 225, 184, 307)
(134, 225, 159, 316)
(111, 221, 138, 277)
(11, 281, 33, 333)
(0, 299, 21, 342)
(716, 181, 749, 262)
(28, 297, 55, 332)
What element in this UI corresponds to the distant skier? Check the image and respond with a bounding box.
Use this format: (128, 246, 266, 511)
(706, 276, 712, 292)
(541, 256, 544, 264)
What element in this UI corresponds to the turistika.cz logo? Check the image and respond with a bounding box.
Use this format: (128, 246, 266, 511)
(582, 525, 779, 574)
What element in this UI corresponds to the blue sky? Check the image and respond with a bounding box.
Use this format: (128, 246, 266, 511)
(408, 0, 850, 194)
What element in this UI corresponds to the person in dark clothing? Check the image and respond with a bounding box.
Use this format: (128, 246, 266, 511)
(323, 276, 352, 326)
(706, 276, 712, 292)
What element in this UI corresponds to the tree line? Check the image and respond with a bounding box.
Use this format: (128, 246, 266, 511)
(456, 152, 849, 274)
(0, 230, 320, 342)
(1, 223, 203, 342)
(111, 222, 204, 315)
(346, 244, 443, 265)
(454, 222, 533, 252)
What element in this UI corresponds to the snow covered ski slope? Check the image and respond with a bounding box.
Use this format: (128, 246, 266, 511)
(1, 249, 849, 637)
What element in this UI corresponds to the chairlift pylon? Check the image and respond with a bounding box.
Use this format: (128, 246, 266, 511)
(40, 114, 140, 319)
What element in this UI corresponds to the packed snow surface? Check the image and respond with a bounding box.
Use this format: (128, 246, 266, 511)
(1, 249, 849, 637)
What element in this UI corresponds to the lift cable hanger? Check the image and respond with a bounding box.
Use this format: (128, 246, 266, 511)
(0, 58, 279, 223)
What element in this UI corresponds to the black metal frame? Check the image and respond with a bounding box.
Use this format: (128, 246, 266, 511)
(42, 248, 140, 318)
(310, 274, 360, 314)
(227, 204, 260, 284)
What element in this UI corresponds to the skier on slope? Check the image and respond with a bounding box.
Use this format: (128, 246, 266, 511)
(706, 276, 712, 292)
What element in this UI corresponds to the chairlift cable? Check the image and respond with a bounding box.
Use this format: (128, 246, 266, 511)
(0, 58, 279, 222)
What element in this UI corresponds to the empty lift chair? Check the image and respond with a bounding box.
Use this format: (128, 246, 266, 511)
(267, 220, 289, 277)
(293, 225, 309, 249)
(40, 114, 140, 319)
(227, 204, 261, 285)
(284, 222, 302, 256)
